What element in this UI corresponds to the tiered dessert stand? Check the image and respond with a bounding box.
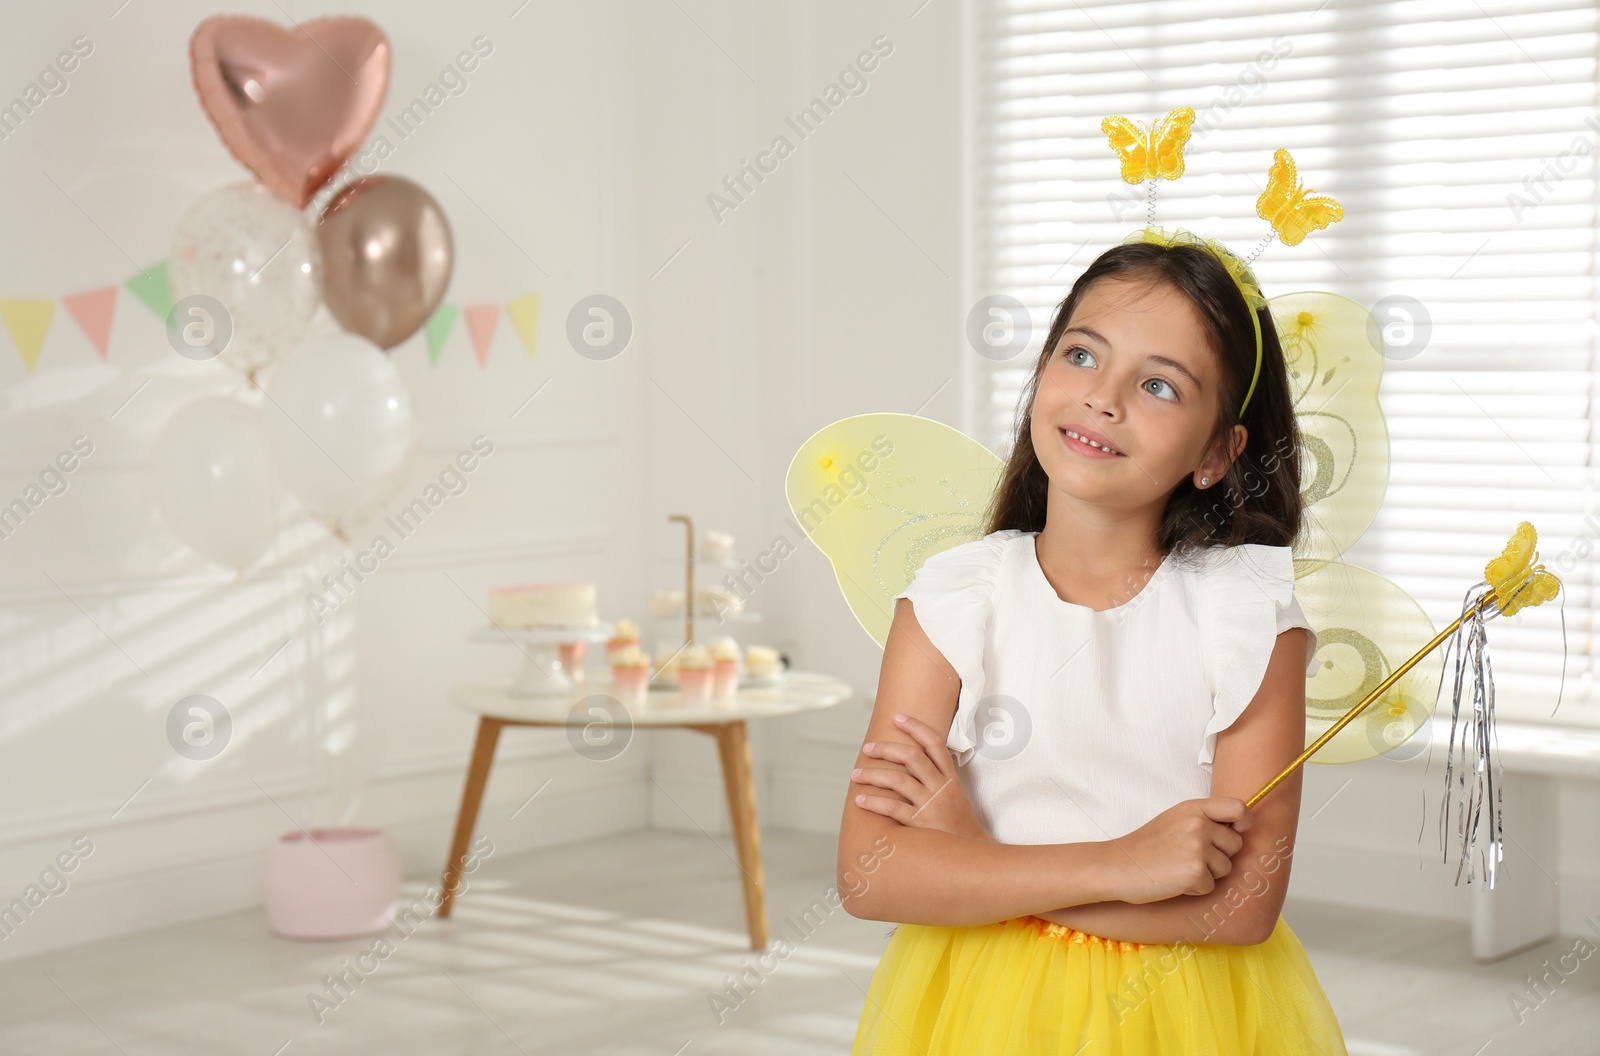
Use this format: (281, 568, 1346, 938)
(651, 513, 770, 686)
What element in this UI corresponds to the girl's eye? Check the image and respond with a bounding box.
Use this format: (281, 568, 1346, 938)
(1060, 345, 1179, 402)
(1144, 378, 1178, 401)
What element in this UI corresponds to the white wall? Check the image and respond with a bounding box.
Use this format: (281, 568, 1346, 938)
(0, 0, 655, 962)
(627, 0, 974, 844)
(0, 0, 968, 964)
(2, 0, 1593, 964)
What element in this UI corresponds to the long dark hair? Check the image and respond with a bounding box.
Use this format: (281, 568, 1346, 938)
(982, 239, 1303, 562)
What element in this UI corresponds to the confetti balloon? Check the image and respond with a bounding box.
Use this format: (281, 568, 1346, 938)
(168, 181, 322, 380)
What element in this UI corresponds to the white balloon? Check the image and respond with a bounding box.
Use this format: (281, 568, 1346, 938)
(169, 181, 323, 378)
(263, 333, 417, 533)
(151, 398, 287, 569)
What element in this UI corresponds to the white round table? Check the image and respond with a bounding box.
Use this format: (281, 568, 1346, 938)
(437, 670, 852, 950)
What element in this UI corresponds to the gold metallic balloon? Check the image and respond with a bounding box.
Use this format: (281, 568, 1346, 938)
(317, 176, 454, 350)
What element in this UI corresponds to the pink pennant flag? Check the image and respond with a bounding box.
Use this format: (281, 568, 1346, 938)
(464, 304, 500, 369)
(62, 285, 118, 360)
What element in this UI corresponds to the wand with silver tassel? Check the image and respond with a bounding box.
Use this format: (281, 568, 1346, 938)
(1248, 522, 1563, 890)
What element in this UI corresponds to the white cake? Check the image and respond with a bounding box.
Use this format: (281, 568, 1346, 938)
(489, 581, 598, 629)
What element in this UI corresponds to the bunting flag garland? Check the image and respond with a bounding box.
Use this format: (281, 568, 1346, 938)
(0, 300, 54, 373)
(505, 291, 540, 360)
(424, 302, 458, 366)
(464, 304, 500, 369)
(124, 261, 174, 321)
(0, 258, 544, 372)
(63, 285, 118, 360)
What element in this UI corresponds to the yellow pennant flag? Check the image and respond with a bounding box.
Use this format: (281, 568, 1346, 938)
(505, 292, 540, 358)
(0, 299, 55, 373)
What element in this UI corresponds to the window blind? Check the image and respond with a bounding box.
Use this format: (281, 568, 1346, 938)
(972, 0, 1599, 724)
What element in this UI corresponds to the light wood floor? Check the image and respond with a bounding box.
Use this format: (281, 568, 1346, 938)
(0, 828, 1593, 1054)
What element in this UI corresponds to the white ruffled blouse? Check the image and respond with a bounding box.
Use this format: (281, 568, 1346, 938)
(892, 529, 1319, 846)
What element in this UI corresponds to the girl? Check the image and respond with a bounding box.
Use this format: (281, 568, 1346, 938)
(839, 236, 1349, 1054)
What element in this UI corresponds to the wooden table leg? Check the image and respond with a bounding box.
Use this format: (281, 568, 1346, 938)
(714, 721, 768, 950)
(439, 716, 503, 918)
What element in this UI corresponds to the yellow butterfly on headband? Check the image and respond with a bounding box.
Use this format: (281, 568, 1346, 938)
(1256, 147, 1344, 246)
(1101, 105, 1196, 184)
(1485, 521, 1562, 617)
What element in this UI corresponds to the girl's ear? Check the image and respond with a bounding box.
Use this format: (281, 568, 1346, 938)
(1196, 425, 1248, 486)
(1228, 424, 1248, 463)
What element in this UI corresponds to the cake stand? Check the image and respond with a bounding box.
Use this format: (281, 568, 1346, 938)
(470, 622, 614, 698)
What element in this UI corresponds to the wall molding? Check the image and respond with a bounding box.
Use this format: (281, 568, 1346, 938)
(0, 533, 620, 605)
(373, 732, 580, 784)
(0, 768, 327, 847)
(0, 422, 619, 478)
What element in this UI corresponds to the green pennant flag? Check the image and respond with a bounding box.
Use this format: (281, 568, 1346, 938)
(124, 261, 173, 320)
(425, 303, 458, 366)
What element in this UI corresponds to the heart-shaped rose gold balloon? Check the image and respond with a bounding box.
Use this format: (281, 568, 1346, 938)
(190, 15, 390, 208)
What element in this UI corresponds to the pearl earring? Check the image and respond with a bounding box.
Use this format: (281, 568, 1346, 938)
(1199, 476, 1209, 486)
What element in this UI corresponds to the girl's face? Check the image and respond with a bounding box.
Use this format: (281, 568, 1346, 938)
(1029, 275, 1244, 515)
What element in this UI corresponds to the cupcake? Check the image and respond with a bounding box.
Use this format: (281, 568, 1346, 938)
(676, 644, 715, 702)
(610, 644, 651, 700)
(744, 645, 783, 680)
(709, 639, 741, 697)
(607, 618, 641, 658)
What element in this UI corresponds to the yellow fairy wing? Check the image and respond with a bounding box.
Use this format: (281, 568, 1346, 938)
(1274, 292, 1426, 766)
(1274, 292, 1390, 576)
(1101, 114, 1154, 184)
(785, 413, 1003, 649)
(1294, 560, 1443, 764)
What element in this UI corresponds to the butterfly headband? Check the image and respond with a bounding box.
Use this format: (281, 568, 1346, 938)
(1100, 105, 1344, 416)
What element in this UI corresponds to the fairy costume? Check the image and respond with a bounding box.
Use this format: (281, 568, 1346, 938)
(785, 106, 1565, 1054)
(849, 532, 1347, 1054)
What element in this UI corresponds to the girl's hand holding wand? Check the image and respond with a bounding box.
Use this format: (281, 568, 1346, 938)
(852, 713, 996, 843)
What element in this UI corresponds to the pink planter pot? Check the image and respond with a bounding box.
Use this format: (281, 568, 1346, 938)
(264, 827, 401, 940)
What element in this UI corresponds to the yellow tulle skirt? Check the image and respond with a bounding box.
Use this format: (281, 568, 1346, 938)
(851, 913, 1347, 1055)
